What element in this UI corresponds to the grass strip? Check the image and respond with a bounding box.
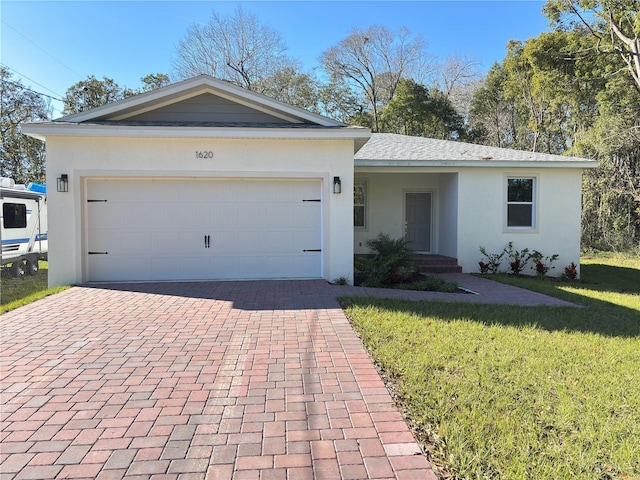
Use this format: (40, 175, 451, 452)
(342, 255, 640, 479)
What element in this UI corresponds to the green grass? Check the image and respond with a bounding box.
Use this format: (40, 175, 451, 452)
(342, 253, 640, 480)
(0, 262, 69, 313)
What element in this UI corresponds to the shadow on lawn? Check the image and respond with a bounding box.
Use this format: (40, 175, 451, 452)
(341, 263, 640, 338)
(342, 295, 639, 338)
(580, 263, 640, 295)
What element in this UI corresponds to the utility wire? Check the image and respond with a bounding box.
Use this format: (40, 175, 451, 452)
(0, 76, 64, 102)
(1, 63, 65, 100)
(1, 19, 83, 78)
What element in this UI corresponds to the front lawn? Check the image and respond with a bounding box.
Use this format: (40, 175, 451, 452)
(342, 253, 640, 479)
(0, 262, 68, 313)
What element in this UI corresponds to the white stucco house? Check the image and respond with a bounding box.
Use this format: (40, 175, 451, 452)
(22, 75, 596, 287)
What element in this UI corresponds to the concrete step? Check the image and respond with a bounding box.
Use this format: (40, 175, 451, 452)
(411, 255, 463, 274)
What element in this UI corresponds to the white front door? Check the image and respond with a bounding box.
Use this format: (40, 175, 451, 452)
(85, 178, 322, 281)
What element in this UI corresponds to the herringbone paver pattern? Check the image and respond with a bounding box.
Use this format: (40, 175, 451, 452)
(1, 281, 440, 479)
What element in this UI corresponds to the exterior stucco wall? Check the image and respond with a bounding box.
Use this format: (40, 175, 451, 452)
(438, 174, 458, 258)
(353, 172, 456, 255)
(45, 136, 355, 287)
(355, 168, 583, 277)
(456, 168, 583, 276)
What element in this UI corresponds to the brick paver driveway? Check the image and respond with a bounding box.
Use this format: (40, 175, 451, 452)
(1, 281, 441, 480)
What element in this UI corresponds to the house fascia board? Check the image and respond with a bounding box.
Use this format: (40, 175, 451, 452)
(57, 76, 344, 127)
(21, 122, 371, 144)
(355, 159, 598, 169)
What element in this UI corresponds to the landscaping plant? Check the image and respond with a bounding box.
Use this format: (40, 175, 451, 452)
(355, 233, 416, 287)
(563, 262, 578, 280)
(505, 241, 530, 275)
(478, 245, 505, 273)
(530, 250, 559, 278)
(343, 253, 640, 480)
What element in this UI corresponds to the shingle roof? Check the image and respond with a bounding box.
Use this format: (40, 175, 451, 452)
(355, 133, 596, 166)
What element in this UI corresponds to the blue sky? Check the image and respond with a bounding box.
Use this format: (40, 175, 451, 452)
(2, 0, 550, 117)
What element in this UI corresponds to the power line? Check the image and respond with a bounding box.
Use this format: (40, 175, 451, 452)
(1, 19, 83, 79)
(0, 64, 65, 100)
(0, 76, 64, 102)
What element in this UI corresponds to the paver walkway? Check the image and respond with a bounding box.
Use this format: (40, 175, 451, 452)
(0, 278, 574, 480)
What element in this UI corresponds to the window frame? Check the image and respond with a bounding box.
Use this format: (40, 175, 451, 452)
(504, 175, 538, 232)
(3, 202, 28, 229)
(354, 179, 367, 229)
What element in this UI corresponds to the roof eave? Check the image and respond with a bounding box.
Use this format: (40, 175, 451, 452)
(355, 159, 599, 169)
(21, 122, 371, 143)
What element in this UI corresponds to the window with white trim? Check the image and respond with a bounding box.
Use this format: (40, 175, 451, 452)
(354, 180, 367, 228)
(507, 177, 535, 228)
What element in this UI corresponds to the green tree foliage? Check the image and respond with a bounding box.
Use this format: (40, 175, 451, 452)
(574, 75, 640, 250)
(469, 63, 524, 148)
(320, 25, 430, 131)
(0, 67, 49, 183)
(381, 79, 465, 140)
(64, 74, 173, 115)
(122, 73, 172, 97)
(139, 73, 171, 92)
(543, 0, 640, 90)
(469, 7, 639, 251)
(254, 67, 320, 112)
(62, 75, 124, 115)
(317, 80, 363, 124)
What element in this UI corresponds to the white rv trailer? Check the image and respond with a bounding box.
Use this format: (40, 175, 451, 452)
(0, 177, 48, 277)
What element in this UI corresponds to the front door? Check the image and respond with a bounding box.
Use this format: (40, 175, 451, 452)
(405, 192, 432, 252)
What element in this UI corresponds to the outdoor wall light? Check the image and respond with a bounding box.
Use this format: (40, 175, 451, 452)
(333, 176, 342, 194)
(57, 174, 69, 193)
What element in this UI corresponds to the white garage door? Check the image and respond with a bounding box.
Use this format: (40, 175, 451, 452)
(85, 178, 322, 281)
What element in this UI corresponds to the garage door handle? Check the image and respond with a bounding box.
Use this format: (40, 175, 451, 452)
(303, 249, 321, 252)
(88, 251, 108, 255)
(204, 235, 211, 248)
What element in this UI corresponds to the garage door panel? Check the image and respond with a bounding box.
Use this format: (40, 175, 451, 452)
(86, 178, 322, 281)
(295, 204, 321, 228)
(208, 205, 238, 228)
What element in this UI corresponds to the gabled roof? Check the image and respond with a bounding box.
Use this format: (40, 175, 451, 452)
(355, 133, 597, 169)
(57, 75, 344, 126)
(22, 75, 371, 151)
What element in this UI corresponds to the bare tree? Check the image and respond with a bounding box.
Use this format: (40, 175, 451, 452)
(320, 25, 432, 131)
(435, 53, 483, 120)
(173, 6, 296, 91)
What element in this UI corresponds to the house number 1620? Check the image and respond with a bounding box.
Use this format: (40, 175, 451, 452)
(195, 151, 214, 159)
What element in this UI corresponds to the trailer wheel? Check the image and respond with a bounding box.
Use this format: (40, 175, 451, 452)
(26, 259, 39, 276)
(11, 260, 26, 278)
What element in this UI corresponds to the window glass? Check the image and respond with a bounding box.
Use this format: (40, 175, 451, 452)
(3, 203, 27, 229)
(508, 204, 533, 227)
(508, 178, 533, 202)
(507, 178, 534, 228)
(354, 181, 366, 228)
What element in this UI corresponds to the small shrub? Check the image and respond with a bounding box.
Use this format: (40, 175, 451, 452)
(529, 251, 559, 278)
(479, 246, 505, 274)
(505, 242, 530, 276)
(355, 233, 415, 287)
(478, 261, 490, 274)
(332, 276, 349, 285)
(563, 262, 578, 281)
